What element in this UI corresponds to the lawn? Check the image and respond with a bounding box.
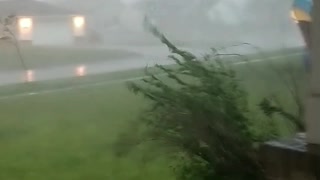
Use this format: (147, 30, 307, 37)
(0, 44, 141, 71)
(0, 83, 174, 180)
(0, 68, 175, 180)
(0, 50, 305, 180)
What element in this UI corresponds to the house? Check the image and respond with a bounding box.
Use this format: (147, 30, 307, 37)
(56, 0, 125, 44)
(0, 0, 86, 45)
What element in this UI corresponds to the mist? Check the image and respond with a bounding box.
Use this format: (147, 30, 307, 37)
(46, 0, 304, 50)
(0, 1, 310, 179)
(0, 0, 305, 84)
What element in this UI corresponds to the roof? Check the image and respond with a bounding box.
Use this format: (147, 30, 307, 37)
(0, 0, 77, 17)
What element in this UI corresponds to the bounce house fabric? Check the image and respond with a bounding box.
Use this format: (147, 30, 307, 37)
(292, 0, 313, 22)
(292, 0, 313, 71)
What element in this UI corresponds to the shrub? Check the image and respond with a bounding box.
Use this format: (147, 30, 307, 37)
(125, 24, 265, 180)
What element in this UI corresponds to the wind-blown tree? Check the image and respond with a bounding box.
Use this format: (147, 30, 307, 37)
(136, 0, 221, 42)
(137, 0, 299, 47)
(121, 23, 265, 180)
(0, 15, 27, 70)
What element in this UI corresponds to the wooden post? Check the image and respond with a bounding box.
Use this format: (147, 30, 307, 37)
(306, 0, 320, 144)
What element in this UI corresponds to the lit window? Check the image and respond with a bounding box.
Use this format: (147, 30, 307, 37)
(73, 16, 85, 36)
(73, 16, 85, 28)
(19, 17, 32, 29)
(18, 17, 33, 41)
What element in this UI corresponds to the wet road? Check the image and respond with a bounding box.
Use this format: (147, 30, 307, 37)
(0, 46, 205, 86)
(0, 45, 301, 86)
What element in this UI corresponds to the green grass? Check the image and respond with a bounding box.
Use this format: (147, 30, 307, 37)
(0, 66, 176, 180)
(0, 82, 174, 180)
(0, 50, 305, 179)
(0, 44, 141, 71)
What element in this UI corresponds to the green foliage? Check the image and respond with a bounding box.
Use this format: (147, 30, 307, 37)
(126, 24, 265, 180)
(174, 155, 215, 180)
(259, 98, 304, 131)
(258, 60, 306, 132)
